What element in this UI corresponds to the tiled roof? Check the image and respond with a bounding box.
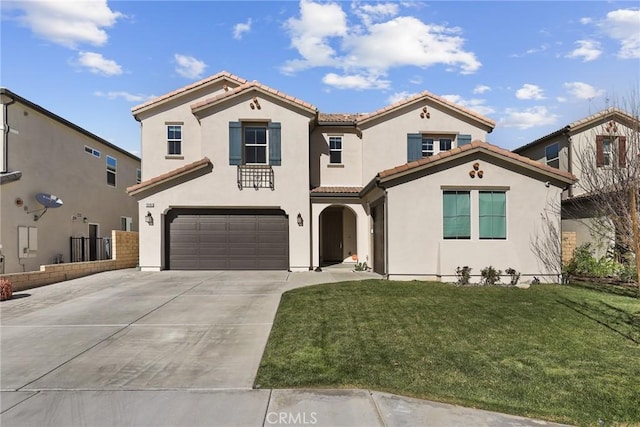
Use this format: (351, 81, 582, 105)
(317, 113, 364, 124)
(191, 81, 317, 114)
(355, 91, 496, 128)
(513, 107, 638, 153)
(126, 157, 212, 196)
(131, 71, 247, 114)
(310, 186, 364, 194)
(378, 141, 576, 183)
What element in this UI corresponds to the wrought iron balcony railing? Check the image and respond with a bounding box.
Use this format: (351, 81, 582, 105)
(237, 165, 274, 190)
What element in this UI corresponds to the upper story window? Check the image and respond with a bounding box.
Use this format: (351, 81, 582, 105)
(229, 121, 281, 166)
(329, 136, 342, 164)
(84, 146, 101, 158)
(443, 191, 471, 240)
(167, 125, 182, 155)
(545, 142, 559, 168)
(244, 125, 268, 164)
(596, 135, 627, 168)
(409, 134, 469, 162)
(136, 168, 142, 184)
(106, 156, 117, 187)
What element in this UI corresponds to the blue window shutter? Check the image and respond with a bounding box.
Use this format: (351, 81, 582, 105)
(458, 134, 472, 147)
(269, 122, 281, 166)
(229, 121, 242, 165)
(407, 133, 422, 162)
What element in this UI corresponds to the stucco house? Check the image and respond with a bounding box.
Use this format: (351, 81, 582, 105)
(514, 108, 638, 259)
(0, 88, 141, 274)
(128, 71, 574, 282)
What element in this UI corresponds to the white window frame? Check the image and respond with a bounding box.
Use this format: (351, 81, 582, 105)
(84, 145, 101, 158)
(243, 124, 269, 165)
(422, 135, 455, 157)
(136, 168, 141, 184)
(167, 125, 182, 155)
(602, 138, 613, 167)
(329, 136, 343, 164)
(106, 155, 117, 187)
(545, 143, 559, 168)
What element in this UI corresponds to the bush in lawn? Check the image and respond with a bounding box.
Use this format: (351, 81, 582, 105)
(505, 267, 520, 286)
(455, 266, 472, 285)
(480, 266, 501, 286)
(565, 243, 623, 278)
(0, 278, 12, 301)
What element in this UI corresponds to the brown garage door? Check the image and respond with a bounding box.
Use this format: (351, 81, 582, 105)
(166, 209, 289, 270)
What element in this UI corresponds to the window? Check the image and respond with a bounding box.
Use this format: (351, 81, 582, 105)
(244, 125, 268, 164)
(84, 146, 101, 158)
(602, 138, 613, 166)
(121, 217, 133, 231)
(421, 136, 453, 158)
(136, 168, 141, 184)
(106, 156, 117, 187)
(443, 191, 471, 239)
(597, 135, 627, 168)
(545, 143, 559, 168)
(167, 125, 182, 155)
(439, 138, 452, 151)
(329, 136, 342, 164)
(421, 138, 434, 157)
(479, 191, 506, 239)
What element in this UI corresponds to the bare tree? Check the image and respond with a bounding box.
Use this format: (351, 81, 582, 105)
(564, 93, 640, 294)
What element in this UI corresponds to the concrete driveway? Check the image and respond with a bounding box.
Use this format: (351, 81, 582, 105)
(1, 269, 568, 426)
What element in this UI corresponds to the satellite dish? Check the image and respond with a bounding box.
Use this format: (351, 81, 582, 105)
(35, 193, 64, 209)
(30, 193, 63, 221)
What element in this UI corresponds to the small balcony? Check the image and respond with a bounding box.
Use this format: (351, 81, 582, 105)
(237, 165, 274, 190)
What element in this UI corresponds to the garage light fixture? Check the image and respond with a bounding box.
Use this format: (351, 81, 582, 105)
(145, 211, 154, 226)
(297, 213, 303, 226)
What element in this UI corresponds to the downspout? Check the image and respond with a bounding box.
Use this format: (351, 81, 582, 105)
(2, 94, 16, 173)
(383, 189, 389, 279)
(566, 133, 573, 198)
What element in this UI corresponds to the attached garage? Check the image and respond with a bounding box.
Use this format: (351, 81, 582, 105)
(166, 209, 289, 270)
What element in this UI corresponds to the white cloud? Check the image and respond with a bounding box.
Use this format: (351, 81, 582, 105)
(94, 91, 154, 102)
(233, 18, 252, 40)
(441, 94, 495, 116)
(174, 54, 207, 79)
(501, 106, 559, 129)
(515, 84, 545, 100)
(282, 1, 480, 78)
(599, 8, 640, 59)
(566, 40, 602, 61)
(580, 17, 593, 25)
(8, 0, 123, 48)
(564, 81, 605, 100)
(322, 72, 390, 90)
(473, 85, 491, 94)
(557, 96, 568, 103)
(77, 51, 122, 76)
(387, 91, 418, 104)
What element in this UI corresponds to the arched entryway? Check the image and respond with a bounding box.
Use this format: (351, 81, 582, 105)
(319, 205, 357, 266)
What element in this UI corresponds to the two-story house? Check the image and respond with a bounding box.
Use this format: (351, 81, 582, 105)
(128, 72, 574, 282)
(0, 88, 141, 274)
(514, 108, 638, 259)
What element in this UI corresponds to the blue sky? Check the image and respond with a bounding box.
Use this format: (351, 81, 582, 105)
(2, 1, 639, 156)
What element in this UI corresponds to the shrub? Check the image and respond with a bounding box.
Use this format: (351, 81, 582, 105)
(505, 267, 520, 286)
(354, 261, 369, 272)
(0, 278, 12, 301)
(565, 243, 623, 278)
(455, 266, 472, 285)
(480, 266, 502, 286)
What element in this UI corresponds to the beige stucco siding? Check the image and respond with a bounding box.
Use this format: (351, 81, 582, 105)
(310, 128, 363, 187)
(384, 154, 563, 282)
(1, 97, 140, 273)
(360, 103, 489, 182)
(136, 92, 313, 271)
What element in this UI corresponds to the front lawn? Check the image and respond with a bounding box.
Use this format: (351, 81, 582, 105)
(255, 281, 640, 426)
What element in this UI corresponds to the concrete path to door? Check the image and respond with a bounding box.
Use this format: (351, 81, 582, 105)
(1, 269, 568, 426)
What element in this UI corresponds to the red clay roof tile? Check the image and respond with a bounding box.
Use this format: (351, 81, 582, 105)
(126, 157, 212, 195)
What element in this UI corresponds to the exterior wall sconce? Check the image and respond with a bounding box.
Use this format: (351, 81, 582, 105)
(297, 213, 303, 226)
(145, 211, 154, 226)
(83, 217, 89, 223)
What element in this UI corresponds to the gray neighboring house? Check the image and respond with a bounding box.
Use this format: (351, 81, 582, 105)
(128, 71, 574, 282)
(513, 108, 638, 259)
(0, 88, 141, 274)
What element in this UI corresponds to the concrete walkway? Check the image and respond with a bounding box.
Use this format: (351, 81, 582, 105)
(0, 269, 568, 426)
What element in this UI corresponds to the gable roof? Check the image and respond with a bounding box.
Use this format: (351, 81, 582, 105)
(377, 140, 576, 184)
(190, 81, 317, 115)
(131, 71, 247, 117)
(126, 157, 212, 196)
(513, 107, 639, 154)
(355, 91, 496, 130)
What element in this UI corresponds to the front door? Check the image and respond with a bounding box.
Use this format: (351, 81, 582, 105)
(372, 203, 385, 274)
(321, 208, 343, 263)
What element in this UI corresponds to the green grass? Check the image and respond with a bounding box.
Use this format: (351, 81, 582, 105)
(255, 280, 640, 426)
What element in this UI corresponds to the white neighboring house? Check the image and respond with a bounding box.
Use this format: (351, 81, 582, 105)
(128, 72, 575, 282)
(0, 88, 141, 274)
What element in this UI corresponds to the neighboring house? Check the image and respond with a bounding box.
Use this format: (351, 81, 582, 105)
(513, 108, 638, 258)
(128, 71, 574, 282)
(0, 88, 141, 274)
